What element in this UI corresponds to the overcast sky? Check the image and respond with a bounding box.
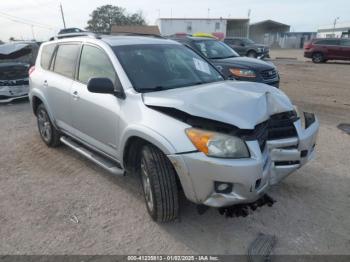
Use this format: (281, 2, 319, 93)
(0, 0, 349, 41)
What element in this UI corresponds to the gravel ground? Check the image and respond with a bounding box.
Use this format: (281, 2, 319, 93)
(0, 51, 350, 255)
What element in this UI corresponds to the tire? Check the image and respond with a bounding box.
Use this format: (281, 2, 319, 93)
(312, 52, 324, 63)
(36, 103, 61, 147)
(247, 50, 257, 58)
(139, 144, 179, 222)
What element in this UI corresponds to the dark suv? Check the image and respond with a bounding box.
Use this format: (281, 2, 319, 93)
(304, 38, 350, 63)
(171, 36, 279, 87)
(224, 37, 270, 59)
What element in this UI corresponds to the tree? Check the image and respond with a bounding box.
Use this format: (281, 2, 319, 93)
(86, 5, 146, 34)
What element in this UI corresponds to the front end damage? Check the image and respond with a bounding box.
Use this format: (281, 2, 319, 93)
(167, 111, 318, 207)
(143, 81, 319, 207)
(0, 42, 38, 103)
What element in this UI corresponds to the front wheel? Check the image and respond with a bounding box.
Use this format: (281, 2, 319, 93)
(140, 144, 179, 222)
(36, 103, 61, 147)
(312, 52, 325, 63)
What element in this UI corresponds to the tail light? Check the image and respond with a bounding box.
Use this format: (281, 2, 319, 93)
(28, 66, 35, 76)
(304, 42, 313, 50)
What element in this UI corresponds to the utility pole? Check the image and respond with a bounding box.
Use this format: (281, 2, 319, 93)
(31, 25, 35, 40)
(60, 2, 66, 29)
(247, 9, 251, 38)
(207, 8, 210, 19)
(333, 17, 340, 37)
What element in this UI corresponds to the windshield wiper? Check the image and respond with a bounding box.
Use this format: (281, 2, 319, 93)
(139, 86, 170, 93)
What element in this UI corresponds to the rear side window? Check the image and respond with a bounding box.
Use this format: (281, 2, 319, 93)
(78, 45, 116, 84)
(40, 44, 56, 70)
(314, 39, 339, 46)
(53, 44, 80, 78)
(341, 39, 350, 47)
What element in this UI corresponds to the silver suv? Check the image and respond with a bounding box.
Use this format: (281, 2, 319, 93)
(29, 34, 319, 222)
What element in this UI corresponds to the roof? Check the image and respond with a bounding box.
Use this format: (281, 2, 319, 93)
(318, 22, 350, 31)
(250, 20, 290, 28)
(111, 25, 160, 36)
(158, 17, 249, 21)
(101, 36, 178, 46)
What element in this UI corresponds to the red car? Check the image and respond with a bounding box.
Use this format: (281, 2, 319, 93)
(304, 38, 350, 63)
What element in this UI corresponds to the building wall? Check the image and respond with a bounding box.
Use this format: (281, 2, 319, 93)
(317, 29, 350, 38)
(157, 19, 227, 36)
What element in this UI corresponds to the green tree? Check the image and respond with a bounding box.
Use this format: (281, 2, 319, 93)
(86, 5, 146, 34)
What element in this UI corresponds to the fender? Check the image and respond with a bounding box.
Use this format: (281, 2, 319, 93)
(119, 124, 177, 165)
(29, 89, 59, 130)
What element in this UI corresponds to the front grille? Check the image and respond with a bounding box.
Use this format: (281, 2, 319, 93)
(241, 111, 298, 152)
(260, 69, 277, 80)
(0, 79, 29, 86)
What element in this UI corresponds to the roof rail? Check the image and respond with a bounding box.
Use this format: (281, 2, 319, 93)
(54, 32, 101, 40)
(111, 32, 164, 38)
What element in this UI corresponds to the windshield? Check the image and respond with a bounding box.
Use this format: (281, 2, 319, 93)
(113, 44, 224, 92)
(243, 38, 255, 44)
(193, 40, 239, 59)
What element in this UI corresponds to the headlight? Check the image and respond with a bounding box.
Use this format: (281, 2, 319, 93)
(229, 68, 256, 78)
(295, 106, 315, 129)
(257, 47, 263, 53)
(185, 128, 250, 158)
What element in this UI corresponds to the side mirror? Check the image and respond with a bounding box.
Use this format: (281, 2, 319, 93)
(87, 77, 125, 99)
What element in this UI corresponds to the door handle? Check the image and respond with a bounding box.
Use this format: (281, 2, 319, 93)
(72, 91, 80, 100)
(43, 80, 48, 87)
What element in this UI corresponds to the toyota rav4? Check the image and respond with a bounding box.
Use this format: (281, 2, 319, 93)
(29, 34, 319, 222)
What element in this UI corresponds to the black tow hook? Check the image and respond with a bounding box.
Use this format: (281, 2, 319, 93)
(196, 194, 276, 217)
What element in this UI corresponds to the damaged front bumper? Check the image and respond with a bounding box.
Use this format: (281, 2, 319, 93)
(0, 80, 29, 103)
(168, 115, 319, 207)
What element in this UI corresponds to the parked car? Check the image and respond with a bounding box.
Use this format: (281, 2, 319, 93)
(29, 34, 319, 222)
(304, 38, 350, 63)
(171, 36, 279, 87)
(224, 37, 270, 59)
(0, 41, 39, 103)
(58, 27, 85, 35)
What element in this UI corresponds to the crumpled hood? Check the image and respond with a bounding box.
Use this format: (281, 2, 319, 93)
(143, 81, 294, 129)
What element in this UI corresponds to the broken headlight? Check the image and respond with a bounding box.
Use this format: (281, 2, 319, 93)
(295, 106, 316, 129)
(185, 128, 250, 158)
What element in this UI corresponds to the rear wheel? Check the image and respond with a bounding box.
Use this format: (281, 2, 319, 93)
(36, 104, 61, 147)
(247, 50, 257, 58)
(140, 144, 179, 222)
(312, 52, 324, 63)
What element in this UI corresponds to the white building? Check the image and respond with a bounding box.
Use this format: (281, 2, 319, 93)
(317, 22, 350, 38)
(157, 18, 249, 37)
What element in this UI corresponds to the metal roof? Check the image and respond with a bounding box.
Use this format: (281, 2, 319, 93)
(250, 20, 290, 28)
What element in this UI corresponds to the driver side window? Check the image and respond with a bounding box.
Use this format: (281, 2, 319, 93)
(78, 45, 116, 85)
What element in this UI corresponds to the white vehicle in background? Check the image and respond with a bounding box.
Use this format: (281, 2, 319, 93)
(0, 42, 38, 103)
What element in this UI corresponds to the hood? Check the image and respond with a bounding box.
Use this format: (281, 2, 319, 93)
(212, 56, 275, 70)
(143, 81, 294, 130)
(0, 43, 31, 55)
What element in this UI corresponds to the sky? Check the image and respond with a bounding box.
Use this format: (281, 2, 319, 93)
(0, 0, 349, 41)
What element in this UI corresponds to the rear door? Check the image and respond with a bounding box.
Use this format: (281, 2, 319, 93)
(340, 39, 350, 60)
(315, 39, 340, 59)
(70, 44, 121, 158)
(44, 43, 80, 132)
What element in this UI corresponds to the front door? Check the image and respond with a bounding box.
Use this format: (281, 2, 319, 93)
(70, 44, 121, 158)
(340, 39, 350, 60)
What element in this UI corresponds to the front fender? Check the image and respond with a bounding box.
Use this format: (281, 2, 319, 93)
(119, 124, 177, 162)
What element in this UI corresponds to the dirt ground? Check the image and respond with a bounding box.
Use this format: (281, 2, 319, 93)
(0, 50, 350, 255)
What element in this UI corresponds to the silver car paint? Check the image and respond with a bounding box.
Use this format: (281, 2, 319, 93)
(30, 36, 319, 207)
